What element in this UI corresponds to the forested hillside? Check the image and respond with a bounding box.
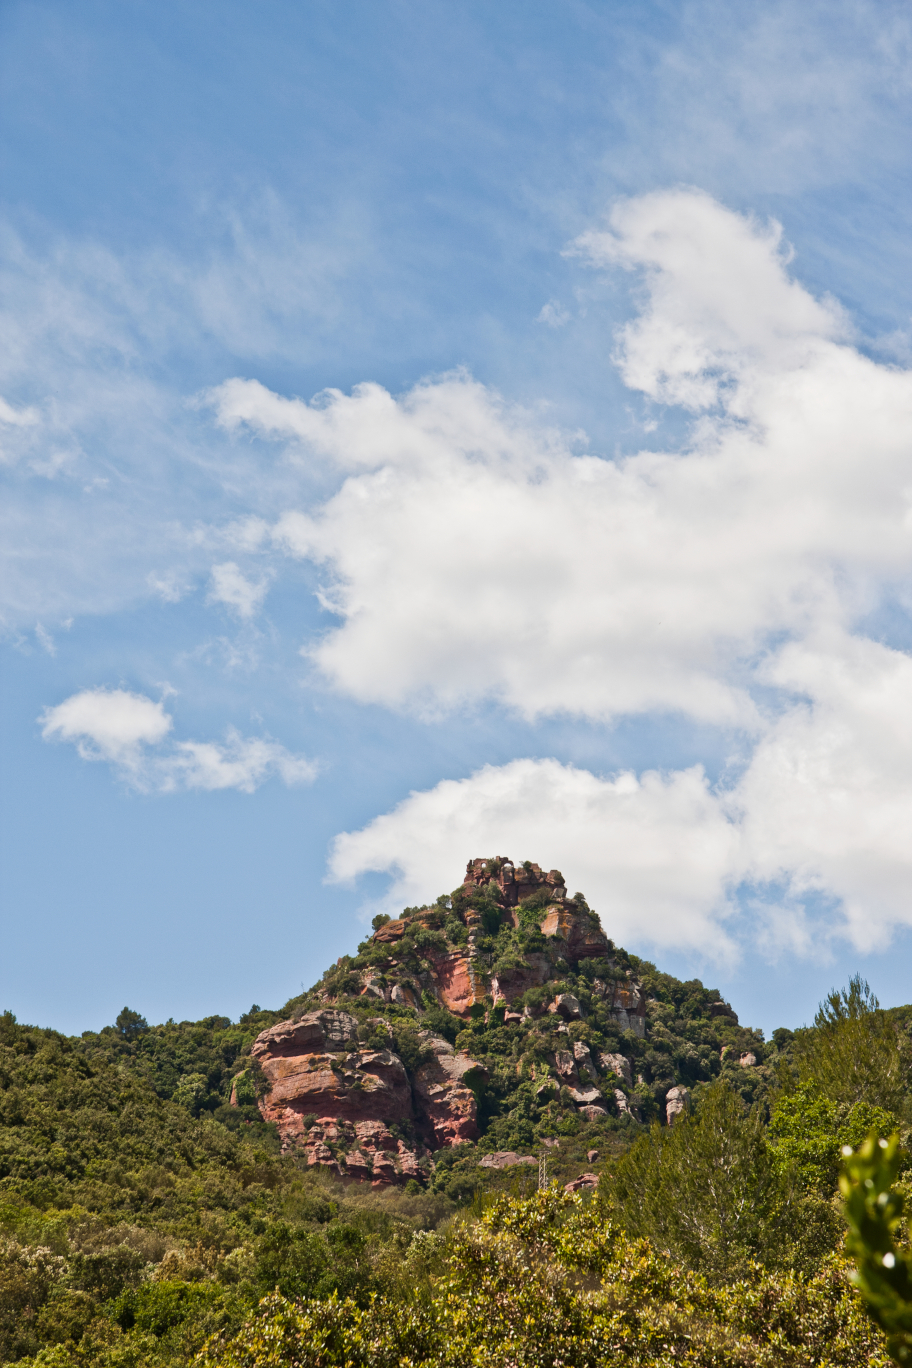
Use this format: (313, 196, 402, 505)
(1, 865, 911, 1365)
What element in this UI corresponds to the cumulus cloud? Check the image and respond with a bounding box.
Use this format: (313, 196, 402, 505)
(39, 688, 315, 793)
(206, 561, 271, 619)
(207, 189, 912, 734)
(329, 757, 741, 959)
(736, 631, 912, 950)
(329, 620, 912, 958)
(41, 688, 173, 763)
(572, 188, 846, 408)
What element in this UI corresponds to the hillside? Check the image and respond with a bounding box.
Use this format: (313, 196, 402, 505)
(0, 855, 907, 1366)
(248, 855, 777, 1194)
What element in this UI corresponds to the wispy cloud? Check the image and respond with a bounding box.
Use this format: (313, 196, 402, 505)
(206, 561, 272, 619)
(39, 687, 315, 794)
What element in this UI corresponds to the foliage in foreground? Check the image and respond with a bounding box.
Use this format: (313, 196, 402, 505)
(842, 1133, 912, 1364)
(200, 1187, 889, 1368)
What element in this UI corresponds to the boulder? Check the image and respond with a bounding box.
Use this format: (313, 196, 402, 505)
(613, 1088, 640, 1120)
(550, 993, 583, 1021)
(478, 1152, 537, 1170)
(710, 1000, 739, 1024)
(372, 919, 407, 944)
(572, 1040, 598, 1081)
(587, 1149, 599, 1163)
(553, 1049, 579, 1082)
(568, 1085, 603, 1107)
(251, 1011, 358, 1059)
(739, 1052, 757, 1068)
(665, 1085, 690, 1125)
(564, 1173, 600, 1193)
(599, 1052, 632, 1085)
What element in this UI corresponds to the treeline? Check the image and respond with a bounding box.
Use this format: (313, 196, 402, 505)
(0, 976, 908, 1365)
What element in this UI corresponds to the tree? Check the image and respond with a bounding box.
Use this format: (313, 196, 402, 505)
(602, 1080, 786, 1280)
(794, 976, 905, 1114)
(115, 1006, 149, 1040)
(769, 1084, 896, 1191)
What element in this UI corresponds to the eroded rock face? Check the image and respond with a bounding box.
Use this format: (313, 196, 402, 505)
(295, 1117, 427, 1184)
(253, 1022, 413, 1143)
(426, 949, 486, 1015)
(490, 953, 552, 1007)
(253, 1010, 359, 1058)
(252, 1015, 487, 1178)
(593, 978, 647, 1038)
(413, 1033, 485, 1146)
(550, 992, 583, 1021)
(539, 906, 610, 961)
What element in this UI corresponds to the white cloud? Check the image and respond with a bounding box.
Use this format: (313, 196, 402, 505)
(207, 189, 912, 731)
(329, 757, 740, 959)
(39, 688, 315, 793)
(207, 561, 271, 619)
(571, 188, 845, 409)
(326, 626, 912, 960)
(147, 572, 186, 604)
(163, 729, 317, 793)
(40, 688, 172, 764)
(35, 623, 56, 657)
(735, 631, 912, 950)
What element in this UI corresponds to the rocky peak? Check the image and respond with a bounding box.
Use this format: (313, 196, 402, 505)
(246, 856, 653, 1187)
(462, 856, 568, 907)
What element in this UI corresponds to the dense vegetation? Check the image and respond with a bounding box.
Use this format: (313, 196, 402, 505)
(1, 892, 911, 1368)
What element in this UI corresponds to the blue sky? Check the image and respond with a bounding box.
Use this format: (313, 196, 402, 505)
(5, 0, 912, 1037)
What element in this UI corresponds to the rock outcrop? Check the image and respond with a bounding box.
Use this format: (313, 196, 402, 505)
(250, 1009, 488, 1182)
(252, 1010, 413, 1143)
